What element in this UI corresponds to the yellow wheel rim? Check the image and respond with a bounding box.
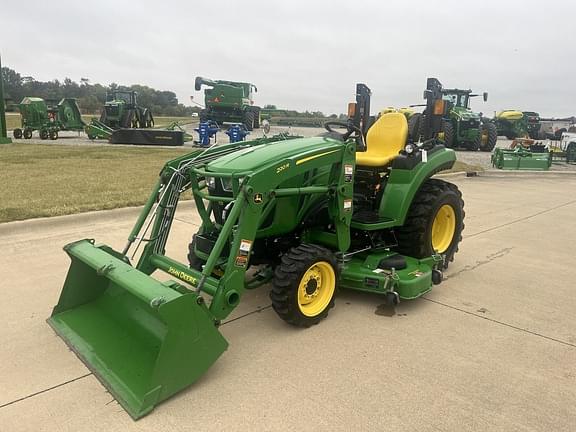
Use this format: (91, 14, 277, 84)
(297, 261, 336, 317)
(432, 204, 456, 253)
(481, 130, 488, 145)
(438, 131, 445, 140)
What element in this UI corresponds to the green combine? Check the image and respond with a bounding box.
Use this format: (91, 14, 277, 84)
(48, 78, 464, 419)
(195, 77, 261, 130)
(439, 88, 497, 152)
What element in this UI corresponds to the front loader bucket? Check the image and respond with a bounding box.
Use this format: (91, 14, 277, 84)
(48, 239, 228, 419)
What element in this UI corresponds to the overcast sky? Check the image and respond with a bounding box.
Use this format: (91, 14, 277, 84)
(2, 0, 575, 117)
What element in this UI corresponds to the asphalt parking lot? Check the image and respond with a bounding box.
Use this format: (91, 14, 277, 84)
(1, 172, 575, 431)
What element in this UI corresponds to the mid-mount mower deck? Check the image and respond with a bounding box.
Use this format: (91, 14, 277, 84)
(48, 78, 465, 419)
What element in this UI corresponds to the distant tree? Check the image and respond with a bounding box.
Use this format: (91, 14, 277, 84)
(264, 104, 277, 109)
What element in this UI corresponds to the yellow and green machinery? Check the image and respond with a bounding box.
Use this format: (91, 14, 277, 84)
(493, 110, 541, 140)
(48, 78, 465, 419)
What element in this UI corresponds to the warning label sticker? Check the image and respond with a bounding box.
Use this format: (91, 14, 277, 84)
(344, 164, 353, 182)
(235, 256, 248, 267)
(239, 240, 253, 255)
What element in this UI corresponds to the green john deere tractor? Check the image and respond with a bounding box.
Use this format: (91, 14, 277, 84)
(439, 88, 497, 152)
(99, 90, 154, 129)
(48, 78, 465, 419)
(195, 76, 261, 131)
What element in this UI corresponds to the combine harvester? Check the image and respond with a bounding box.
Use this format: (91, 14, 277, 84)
(195, 76, 261, 130)
(48, 78, 465, 418)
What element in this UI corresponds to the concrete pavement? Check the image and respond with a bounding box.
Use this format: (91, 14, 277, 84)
(1, 174, 575, 431)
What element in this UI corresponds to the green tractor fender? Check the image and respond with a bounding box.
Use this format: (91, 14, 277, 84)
(378, 148, 456, 225)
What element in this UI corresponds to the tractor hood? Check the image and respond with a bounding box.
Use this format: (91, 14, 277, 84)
(450, 107, 480, 121)
(206, 136, 343, 173)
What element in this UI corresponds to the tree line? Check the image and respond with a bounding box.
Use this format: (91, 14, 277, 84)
(1, 66, 199, 117)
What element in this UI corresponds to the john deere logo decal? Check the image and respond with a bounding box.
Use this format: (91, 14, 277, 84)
(254, 193, 263, 204)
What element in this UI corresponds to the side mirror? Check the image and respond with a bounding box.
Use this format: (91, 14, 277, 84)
(483, 92, 488, 102)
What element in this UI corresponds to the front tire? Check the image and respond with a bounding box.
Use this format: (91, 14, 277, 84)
(481, 122, 498, 152)
(396, 179, 465, 269)
(13, 128, 23, 139)
(271, 244, 337, 327)
(408, 113, 423, 142)
(441, 121, 454, 148)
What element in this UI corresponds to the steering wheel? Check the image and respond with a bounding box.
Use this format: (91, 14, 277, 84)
(324, 121, 362, 141)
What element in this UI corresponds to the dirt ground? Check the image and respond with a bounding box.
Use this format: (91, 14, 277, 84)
(0, 173, 575, 431)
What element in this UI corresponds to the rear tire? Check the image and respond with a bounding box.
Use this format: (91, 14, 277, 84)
(271, 244, 337, 327)
(252, 108, 260, 129)
(441, 121, 454, 148)
(481, 122, 498, 152)
(13, 128, 23, 139)
(395, 179, 465, 269)
(49, 130, 58, 140)
(243, 110, 254, 131)
(39, 129, 49, 140)
(23, 128, 33, 139)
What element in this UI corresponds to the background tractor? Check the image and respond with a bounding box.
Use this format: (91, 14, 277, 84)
(99, 90, 154, 129)
(195, 76, 261, 131)
(48, 78, 464, 419)
(438, 88, 497, 152)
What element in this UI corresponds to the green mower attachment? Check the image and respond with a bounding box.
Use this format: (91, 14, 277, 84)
(491, 146, 552, 170)
(49, 79, 464, 419)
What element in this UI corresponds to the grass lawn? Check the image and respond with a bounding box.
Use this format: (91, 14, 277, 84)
(0, 141, 482, 224)
(4, 113, 193, 131)
(0, 143, 191, 223)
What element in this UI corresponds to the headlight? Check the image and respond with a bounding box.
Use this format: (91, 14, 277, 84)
(404, 144, 415, 154)
(206, 176, 216, 189)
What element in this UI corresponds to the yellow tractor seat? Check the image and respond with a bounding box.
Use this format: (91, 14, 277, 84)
(356, 112, 408, 167)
